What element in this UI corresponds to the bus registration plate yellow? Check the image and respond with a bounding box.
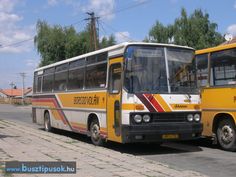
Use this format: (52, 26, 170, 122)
(162, 134, 179, 139)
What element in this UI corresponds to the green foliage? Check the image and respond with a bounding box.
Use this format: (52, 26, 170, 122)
(34, 20, 116, 67)
(100, 34, 116, 48)
(146, 8, 224, 49)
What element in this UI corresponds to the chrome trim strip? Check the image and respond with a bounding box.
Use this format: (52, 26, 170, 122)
(202, 108, 236, 112)
(32, 106, 106, 113)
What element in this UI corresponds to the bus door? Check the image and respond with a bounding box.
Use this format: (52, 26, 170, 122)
(107, 57, 123, 142)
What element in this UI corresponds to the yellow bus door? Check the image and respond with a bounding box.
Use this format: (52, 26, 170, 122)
(107, 58, 123, 143)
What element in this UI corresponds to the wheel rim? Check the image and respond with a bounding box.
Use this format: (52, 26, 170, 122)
(220, 125, 234, 144)
(91, 123, 100, 141)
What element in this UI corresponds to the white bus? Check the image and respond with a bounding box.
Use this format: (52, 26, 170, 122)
(32, 42, 202, 145)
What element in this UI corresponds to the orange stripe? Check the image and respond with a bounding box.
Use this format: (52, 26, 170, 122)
(122, 104, 145, 111)
(33, 101, 61, 120)
(122, 104, 135, 110)
(170, 104, 200, 110)
(153, 95, 172, 112)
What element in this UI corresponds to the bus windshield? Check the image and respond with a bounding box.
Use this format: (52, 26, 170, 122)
(124, 45, 196, 94)
(167, 48, 197, 93)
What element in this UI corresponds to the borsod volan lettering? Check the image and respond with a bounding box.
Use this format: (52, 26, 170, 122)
(74, 95, 99, 105)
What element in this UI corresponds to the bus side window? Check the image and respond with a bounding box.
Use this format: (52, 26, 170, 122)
(109, 64, 122, 94)
(211, 48, 236, 86)
(37, 76, 42, 93)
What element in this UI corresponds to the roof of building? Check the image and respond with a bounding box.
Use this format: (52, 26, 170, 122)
(220, 37, 236, 45)
(0, 88, 32, 97)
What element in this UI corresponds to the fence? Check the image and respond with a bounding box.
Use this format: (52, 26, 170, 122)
(0, 97, 32, 105)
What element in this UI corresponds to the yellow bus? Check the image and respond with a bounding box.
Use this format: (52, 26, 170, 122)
(196, 43, 236, 151)
(32, 42, 202, 146)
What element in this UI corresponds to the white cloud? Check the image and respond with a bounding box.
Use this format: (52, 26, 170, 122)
(46, 0, 115, 20)
(0, 1, 34, 53)
(227, 24, 236, 37)
(47, 0, 59, 6)
(82, 0, 115, 20)
(115, 31, 131, 43)
(234, 1, 236, 9)
(0, 12, 22, 23)
(133, 0, 148, 3)
(0, 0, 17, 12)
(25, 59, 39, 67)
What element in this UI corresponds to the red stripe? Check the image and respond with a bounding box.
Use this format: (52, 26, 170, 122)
(135, 94, 156, 112)
(144, 94, 165, 112)
(33, 98, 108, 137)
(72, 125, 87, 133)
(32, 98, 67, 124)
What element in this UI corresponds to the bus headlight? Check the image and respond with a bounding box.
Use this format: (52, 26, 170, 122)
(187, 114, 193, 122)
(134, 114, 142, 123)
(194, 114, 201, 122)
(143, 114, 151, 123)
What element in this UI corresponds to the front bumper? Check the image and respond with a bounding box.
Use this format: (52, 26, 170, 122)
(121, 122, 203, 143)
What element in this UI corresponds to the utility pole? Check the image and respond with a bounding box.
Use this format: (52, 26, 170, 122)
(85, 12, 99, 51)
(9, 82, 15, 104)
(19, 72, 26, 105)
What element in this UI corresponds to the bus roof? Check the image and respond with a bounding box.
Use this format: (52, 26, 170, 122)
(195, 42, 236, 55)
(34, 42, 194, 72)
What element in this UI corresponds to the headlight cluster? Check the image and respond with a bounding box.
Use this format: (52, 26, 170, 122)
(187, 113, 201, 122)
(133, 114, 151, 123)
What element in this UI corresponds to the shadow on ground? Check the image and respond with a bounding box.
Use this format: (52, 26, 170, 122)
(38, 127, 212, 156)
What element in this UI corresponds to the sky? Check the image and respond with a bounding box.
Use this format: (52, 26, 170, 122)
(0, 0, 236, 89)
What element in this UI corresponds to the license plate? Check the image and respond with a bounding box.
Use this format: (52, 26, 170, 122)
(162, 134, 179, 139)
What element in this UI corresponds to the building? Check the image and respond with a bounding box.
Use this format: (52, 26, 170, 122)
(220, 36, 236, 45)
(0, 88, 32, 98)
(0, 88, 32, 104)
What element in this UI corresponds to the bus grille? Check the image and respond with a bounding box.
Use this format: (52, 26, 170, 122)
(152, 113, 187, 123)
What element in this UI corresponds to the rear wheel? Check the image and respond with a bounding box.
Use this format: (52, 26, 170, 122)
(217, 119, 236, 151)
(44, 112, 52, 132)
(90, 119, 104, 146)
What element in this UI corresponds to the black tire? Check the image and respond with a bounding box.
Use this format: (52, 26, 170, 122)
(217, 119, 236, 151)
(44, 112, 52, 132)
(90, 119, 104, 146)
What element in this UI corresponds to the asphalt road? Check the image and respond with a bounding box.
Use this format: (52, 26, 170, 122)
(0, 103, 236, 177)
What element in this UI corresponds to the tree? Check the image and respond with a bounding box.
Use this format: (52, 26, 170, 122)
(100, 35, 116, 48)
(146, 8, 224, 49)
(34, 21, 91, 66)
(34, 20, 116, 67)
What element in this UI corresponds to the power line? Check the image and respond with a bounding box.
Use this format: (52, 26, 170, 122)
(100, 20, 135, 42)
(0, 0, 150, 49)
(99, 21, 109, 38)
(99, 0, 151, 19)
(0, 38, 34, 49)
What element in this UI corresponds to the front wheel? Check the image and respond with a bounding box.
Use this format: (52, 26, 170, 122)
(217, 119, 236, 151)
(44, 112, 52, 132)
(90, 119, 104, 146)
